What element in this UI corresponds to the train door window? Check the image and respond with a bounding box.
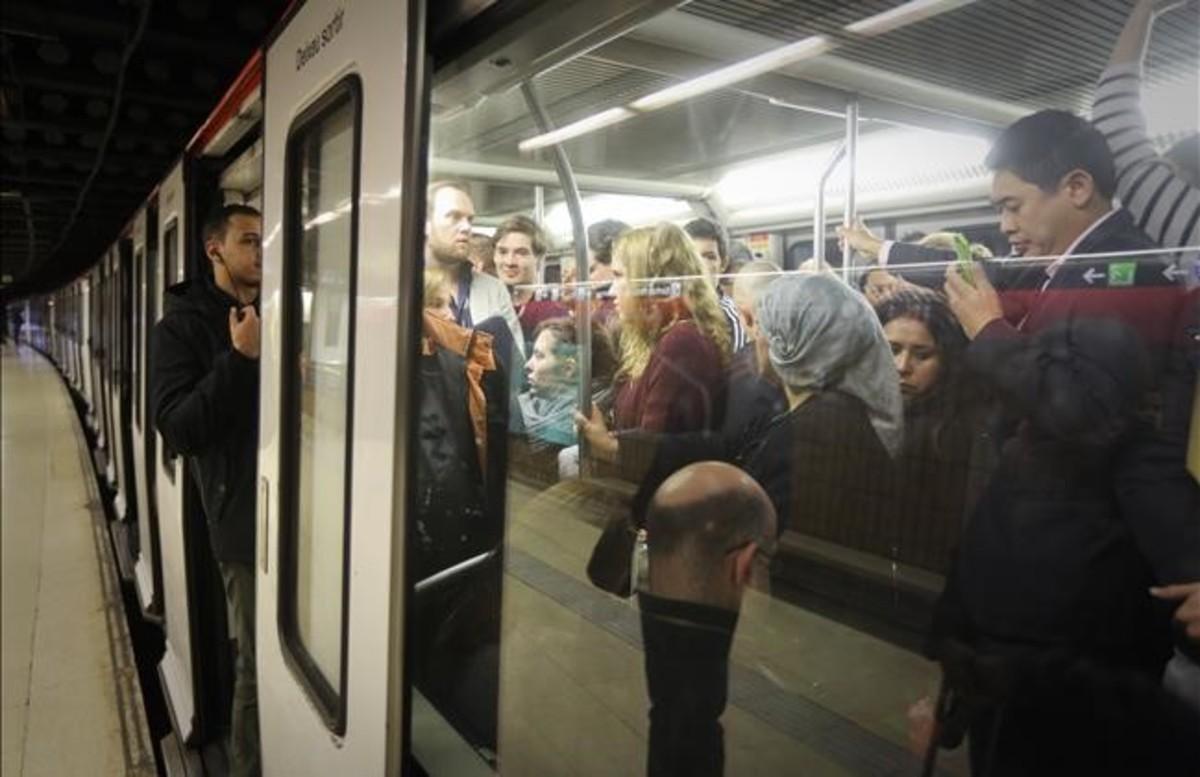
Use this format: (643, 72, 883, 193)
(278, 78, 359, 728)
(134, 246, 144, 430)
(160, 220, 179, 482)
(145, 243, 158, 430)
(163, 220, 179, 292)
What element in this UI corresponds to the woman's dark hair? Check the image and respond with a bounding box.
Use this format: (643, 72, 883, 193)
(985, 109, 1116, 198)
(856, 265, 892, 292)
(586, 219, 630, 266)
(874, 287, 972, 451)
(532, 316, 618, 386)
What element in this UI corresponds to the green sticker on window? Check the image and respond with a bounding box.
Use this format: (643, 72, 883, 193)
(1108, 261, 1136, 287)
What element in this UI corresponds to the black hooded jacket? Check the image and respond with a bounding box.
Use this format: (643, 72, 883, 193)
(151, 273, 259, 564)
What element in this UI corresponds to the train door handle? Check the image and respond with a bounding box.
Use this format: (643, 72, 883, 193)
(258, 476, 270, 575)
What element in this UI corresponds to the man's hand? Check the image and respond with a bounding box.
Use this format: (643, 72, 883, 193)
(944, 262, 1003, 339)
(863, 268, 906, 307)
(836, 218, 884, 261)
(575, 407, 618, 463)
(229, 306, 260, 360)
(907, 695, 937, 758)
(1152, 582, 1200, 642)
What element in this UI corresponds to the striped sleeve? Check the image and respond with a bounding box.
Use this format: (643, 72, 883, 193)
(1092, 63, 1200, 250)
(718, 293, 747, 352)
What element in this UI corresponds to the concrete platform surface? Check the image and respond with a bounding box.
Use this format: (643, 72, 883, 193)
(2, 342, 155, 777)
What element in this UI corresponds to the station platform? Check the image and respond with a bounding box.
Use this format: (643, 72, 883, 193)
(2, 342, 156, 777)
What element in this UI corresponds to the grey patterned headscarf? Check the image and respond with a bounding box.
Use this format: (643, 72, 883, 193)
(756, 273, 903, 457)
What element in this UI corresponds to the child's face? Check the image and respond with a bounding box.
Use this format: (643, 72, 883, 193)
(427, 284, 454, 321)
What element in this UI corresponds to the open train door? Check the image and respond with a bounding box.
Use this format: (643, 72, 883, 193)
(131, 203, 163, 618)
(154, 162, 200, 745)
(257, 0, 424, 773)
(154, 160, 236, 758)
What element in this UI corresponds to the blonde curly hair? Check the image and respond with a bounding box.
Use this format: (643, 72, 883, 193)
(613, 222, 731, 380)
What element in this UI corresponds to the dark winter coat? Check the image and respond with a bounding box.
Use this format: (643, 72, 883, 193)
(640, 592, 738, 777)
(938, 208, 1199, 672)
(151, 274, 259, 564)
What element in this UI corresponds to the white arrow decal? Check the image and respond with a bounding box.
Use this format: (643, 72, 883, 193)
(1163, 264, 1182, 281)
(1082, 267, 1106, 285)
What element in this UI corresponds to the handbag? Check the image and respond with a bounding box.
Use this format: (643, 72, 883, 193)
(586, 514, 639, 597)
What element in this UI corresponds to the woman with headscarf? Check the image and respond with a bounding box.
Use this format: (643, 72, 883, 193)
(748, 273, 902, 537)
(581, 272, 902, 537)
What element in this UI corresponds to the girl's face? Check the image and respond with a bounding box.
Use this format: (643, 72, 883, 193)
(611, 251, 638, 325)
(884, 316, 942, 401)
(525, 330, 575, 394)
(426, 282, 454, 321)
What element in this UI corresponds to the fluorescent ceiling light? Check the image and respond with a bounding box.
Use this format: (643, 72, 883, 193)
(519, 0, 977, 151)
(629, 35, 832, 112)
(544, 194, 691, 242)
(519, 107, 635, 151)
(715, 127, 990, 209)
(845, 0, 978, 37)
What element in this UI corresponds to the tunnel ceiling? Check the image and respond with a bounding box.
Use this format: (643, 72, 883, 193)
(0, 0, 287, 299)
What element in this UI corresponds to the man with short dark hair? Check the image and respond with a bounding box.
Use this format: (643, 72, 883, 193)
(929, 109, 1199, 775)
(640, 462, 776, 777)
(152, 203, 262, 777)
(426, 182, 524, 356)
(585, 218, 629, 284)
(492, 214, 566, 345)
(684, 218, 747, 351)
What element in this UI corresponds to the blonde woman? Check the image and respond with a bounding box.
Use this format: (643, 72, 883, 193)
(605, 222, 731, 433)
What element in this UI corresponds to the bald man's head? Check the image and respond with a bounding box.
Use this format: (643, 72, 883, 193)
(646, 462, 776, 606)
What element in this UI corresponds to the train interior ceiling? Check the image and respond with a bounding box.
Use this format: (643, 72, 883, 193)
(431, 0, 1198, 256)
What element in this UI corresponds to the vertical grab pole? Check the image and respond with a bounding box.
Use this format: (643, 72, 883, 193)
(842, 98, 859, 284)
(533, 185, 545, 226)
(813, 141, 846, 271)
(521, 81, 593, 427)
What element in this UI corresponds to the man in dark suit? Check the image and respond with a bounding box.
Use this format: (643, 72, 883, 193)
(929, 110, 1199, 776)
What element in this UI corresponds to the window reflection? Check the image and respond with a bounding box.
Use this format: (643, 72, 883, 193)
(408, 1, 1200, 775)
(281, 85, 357, 723)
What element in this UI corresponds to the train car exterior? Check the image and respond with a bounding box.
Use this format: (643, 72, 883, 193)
(12, 0, 1198, 774)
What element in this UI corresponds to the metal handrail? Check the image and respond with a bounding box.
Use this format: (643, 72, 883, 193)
(842, 98, 860, 284)
(520, 81, 593, 440)
(813, 141, 846, 269)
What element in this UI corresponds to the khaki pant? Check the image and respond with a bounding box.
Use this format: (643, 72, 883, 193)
(219, 561, 260, 777)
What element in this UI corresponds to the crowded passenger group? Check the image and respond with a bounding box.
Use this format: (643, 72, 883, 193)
(416, 100, 1199, 776)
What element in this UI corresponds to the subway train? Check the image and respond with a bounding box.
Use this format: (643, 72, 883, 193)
(12, 0, 1200, 775)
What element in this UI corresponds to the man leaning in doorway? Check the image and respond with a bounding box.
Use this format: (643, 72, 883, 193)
(152, 203, 262, 777)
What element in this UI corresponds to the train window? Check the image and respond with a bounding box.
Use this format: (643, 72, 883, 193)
(145, 243, 158, 435)
(405, 0, 1200, 774)
(161, 220, 180, 482)
(133, 246, 143, 430)
(163, 220, 179, 293)
(278, 76, 360, 730)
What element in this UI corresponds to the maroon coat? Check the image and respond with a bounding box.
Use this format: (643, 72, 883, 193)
(613, 321, 725, 434)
